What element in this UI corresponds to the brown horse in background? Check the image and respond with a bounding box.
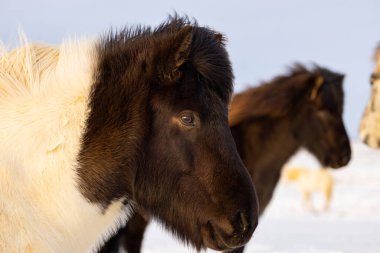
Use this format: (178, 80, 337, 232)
(99, 64, 351, 253)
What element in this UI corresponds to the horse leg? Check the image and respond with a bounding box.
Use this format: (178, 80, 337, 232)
(323, 181, 333, 211)
(121, 210, 151, 253)
(301, 190, 313, 211)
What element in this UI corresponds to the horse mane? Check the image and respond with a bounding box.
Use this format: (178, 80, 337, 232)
(229, 64, 330, 126)
(0, 43, 58, 95)
(0, 15, 232, 104)
(0, 38, 96, 101)
(99, 14, 233, 102)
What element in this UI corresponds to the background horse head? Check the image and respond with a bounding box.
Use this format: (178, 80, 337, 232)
(360, 44, 380, 148)
(230, 64, 351, 170)
(225, 64, 352, 253)
(0, 16, 258, 252)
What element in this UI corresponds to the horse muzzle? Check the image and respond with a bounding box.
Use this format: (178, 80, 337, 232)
(326, 144, 351, 168)
(201, 211, 257, 251)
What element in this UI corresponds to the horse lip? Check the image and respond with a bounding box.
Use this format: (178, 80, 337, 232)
(326, 159, 343, 169)
(329, 162, 341, 169)
(206, 221, 231, 250)
(323, 156, 331, 167)
(324, 152, 350, 169)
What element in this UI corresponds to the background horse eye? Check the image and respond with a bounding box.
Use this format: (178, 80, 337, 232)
(180, 112, 195, 127)
(370, 73, 379, 86)
(370, 74, 375, 85)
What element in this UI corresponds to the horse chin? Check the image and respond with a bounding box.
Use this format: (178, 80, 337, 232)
(201, 222, 232, 251)
(200, 220, 252, 251)
(329, 161, 342, 169)
(324, 155, 350, 169)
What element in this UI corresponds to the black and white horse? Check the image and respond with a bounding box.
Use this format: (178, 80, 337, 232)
(0, 17, 258, 252)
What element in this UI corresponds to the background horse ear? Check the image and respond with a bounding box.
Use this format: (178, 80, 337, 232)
(373, 43, 380, 62)
(158, 26, 193, 83)
(310, 75, 324, 101)
(335, 73, 345, 83)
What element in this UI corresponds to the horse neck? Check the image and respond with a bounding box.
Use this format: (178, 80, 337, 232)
(76, 41, 150, 208)
(231, 116, 300, 213)
(234, 116, 299, 171)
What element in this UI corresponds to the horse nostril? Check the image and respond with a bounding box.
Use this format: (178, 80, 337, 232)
(239, 212, 250, 232)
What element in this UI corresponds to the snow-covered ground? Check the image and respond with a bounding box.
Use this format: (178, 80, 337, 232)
(141, 141, 380, 253)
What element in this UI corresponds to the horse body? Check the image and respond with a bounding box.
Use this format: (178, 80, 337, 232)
(230, 65, 350, 215)
(0, 17, 258, 253)
(231, 119, 299, 213)
(225, 65, 351, 253)
(282, 167, 334, 211)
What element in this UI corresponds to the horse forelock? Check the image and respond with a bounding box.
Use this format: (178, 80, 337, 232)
(98, 15, 233, 103)
(190, 26, 233, 103)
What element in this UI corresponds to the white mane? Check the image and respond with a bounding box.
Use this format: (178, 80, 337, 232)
(0, 36, 94, 100)
(0, 37, 130, 252)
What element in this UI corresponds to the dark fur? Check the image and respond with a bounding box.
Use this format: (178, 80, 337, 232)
(99, 64, 351, 253)
(77, 15, 258, 252)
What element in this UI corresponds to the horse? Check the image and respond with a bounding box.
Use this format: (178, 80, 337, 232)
(360, 44, 380, 148)
(98, 64, 351, 253)
(282, 167, 334, 211)
(0, 16, 259, 253)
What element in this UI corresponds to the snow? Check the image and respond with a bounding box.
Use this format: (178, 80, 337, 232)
(141, 141, 380, 253)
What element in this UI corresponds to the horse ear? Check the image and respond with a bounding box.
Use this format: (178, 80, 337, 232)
(159, 26, 193, 83)
(215, 33, 226, 46)
(335, 73, 345, 83)
(310, 75, 324, 100)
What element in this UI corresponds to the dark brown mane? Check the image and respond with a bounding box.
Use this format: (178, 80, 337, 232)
(99, 15, 233, 102)
(229, 64, 344, 126)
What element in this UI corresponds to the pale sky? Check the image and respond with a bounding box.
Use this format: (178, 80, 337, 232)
(1, 0, 379, 137)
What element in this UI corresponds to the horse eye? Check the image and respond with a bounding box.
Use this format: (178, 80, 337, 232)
(180, 112, 195, 127)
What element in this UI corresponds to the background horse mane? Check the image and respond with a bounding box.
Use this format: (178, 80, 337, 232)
(229, 64, 339, 126)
